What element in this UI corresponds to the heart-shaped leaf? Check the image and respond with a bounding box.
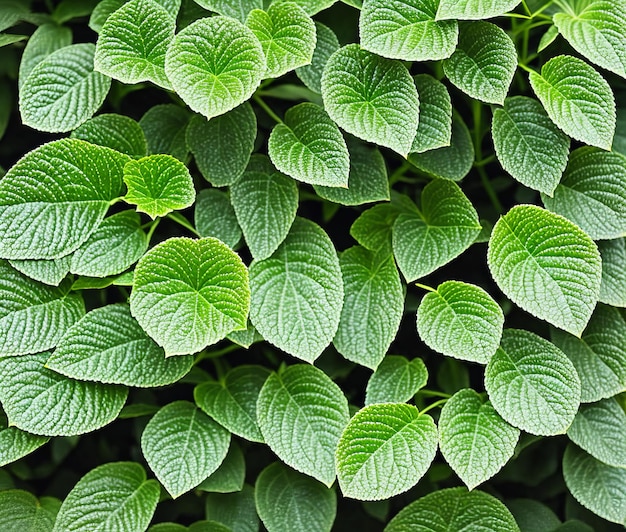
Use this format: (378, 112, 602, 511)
(365, 355, 428, 405)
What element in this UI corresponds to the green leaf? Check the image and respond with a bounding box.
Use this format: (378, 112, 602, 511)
(487, 205, 601, 336)
(321, 44, 419, 155)
(197, 442, 245, 493)
(0, 352, 127, 437)
(416, 281, 504, 364)
(186, 104, 257, 187)
(507, 499, 562, 532)
(614, 107, 626, 156)
(0, 490, 57, 532)
(192, 0, 262, 22)
(0, 262, 84, 356)
(438, 388, 520, 489)
(195, 365, 270, 442)
(123, 154, 195, 219)
(538, 23, 560, 52)
(256, 364, 349, 485)
(296, 22, 339, 93)
(333, 246, 403, 369)
(52, 0, 100, 24)
(554, 2, 626, 79)
(410, 74, 452, 153)
(386, 487, 520, 531)
(47, 304, 193, 387)
(226, 320, 262, 348)
(94, 0, 174, 89)
(71, 113, 148, 158)
(436, 0, 521, 20)
(165, 16, 265, 120)
(268, 102, 349, 187)
(336, 403, 437, 500)
(0, 138, 129, 260)
(255, 462, 336, 532)
(364, 355, 428, 405)
(89, 0, 125, 33)
(205, 485, 259, 532)
(598, 238, 626, 307)
(0, 33, 27, 48)
(0, 409, 49, 467)
(194, 189, 242, 249)
(350, 199, 413, 255)
(140, 104, 190, 161)
(0, 1, 33, 32)
(360, 0, 458, 61)
(19, 43, 111, 133)
(392, 180, 481, 282)
(249, 217, 343, 362)
(529, 55, 616, 150)
(485, 329, 581, 436)
(130, 237, 250, 356)
(141, 401, 230, 498)
(563, 443, 626, 525)
(52, 462, 160, 531)
(541, 147, 626, 239)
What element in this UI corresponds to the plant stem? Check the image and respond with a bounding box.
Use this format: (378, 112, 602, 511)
(472, 101, 503, 214)
(417, 389, 452, 399)
(253, 94, 283, 124)
(167, 212, 200, 237)
(195, 344, 239, 364)
(389, 161, 412, 185)
(420, 398, 448, 415)
(145, 218, 160, 245)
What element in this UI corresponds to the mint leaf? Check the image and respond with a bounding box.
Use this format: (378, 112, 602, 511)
(0, 409, 49, 467)
(71, 113, 148, 158)
(0, 490, 57, 532)
(296, 22, 338, 93)
(598, 238, 626, 307)
(205, 485, 259, 532)
(364, 355, 428, 405)
(194, 189, 242, 249)
(411, 74, 452, 153)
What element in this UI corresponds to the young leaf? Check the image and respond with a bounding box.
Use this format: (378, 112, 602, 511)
(321, 44, 419, 155)
(438, 389, 520, 490)
(140, 104, 190, 161)
(141, 401, 230, 498)
(197, 442, 245, 493)
(130, 237, 250, 356)
(255, 462, 336, 532)
(194, 189, 242, 249)
(192, 0, 262, 22)
(443, 21, 516, 104)
(529, 55, 616, 150)
(205, 485, 259, 532)
(492, 96, 570, 195)
(336, 403, 437, 500)
(364, 355, 428, 405)
(0, 490, 57, 532)
(164, 16, 265, 120)
(541, 147, 626, 240)
(360, 0, 458, 61)
(485, 329, 581, 436)
(598, 238, 626, 307)
(416, 280, 504, 364)
(268, 102, 349, 187)
(333, 246, 403, 370)
(0, 409, 49, 467)
(71, 113, 148, 158)
(52, 462, 160, 532)
(0, 352, 127, 437)
(487, 205, 601, 336)
(392, 180, 481, 282)
(296, 22, 339, 93)
(249, 217, 343, 362)
(256, 364, 350, 486)
(19, 43, 111, 133)
(411, 74, 452, 153)
(47, 304, 193, 387)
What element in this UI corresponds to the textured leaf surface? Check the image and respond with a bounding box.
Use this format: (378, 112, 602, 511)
(436, 0, 521, 19)
(249, 217, 343, 362)
(130, 237, 250, 356)
(47, 304, 193, 387)
(193, 0, 262, 21)
(140, 104, 190, 161)
(488, 205, 601, 336)
(485, 329, 581, 435)
(439, 389, 519, 489)
(529, 55, 616, 149)
(0, 410, 49, 467)
(492, 96, 570, 195)
(197, 441, 245, 493)
(337, 403, 437, 500)
(296, 22, 338, 93)
(598, 238, 626, 307)
(350, 201, 413, 255)
(416, 281, 504, 364)
(365, 355, 428, 405)
(321, 44, 419, 155)
(257, 365, 350, 485)
(411, 74, 452, 153)
(205, 485, 259, 532)
(71, 113, 148, 158)
(194, 189, 242, 249)
(0, 490, 57, 532)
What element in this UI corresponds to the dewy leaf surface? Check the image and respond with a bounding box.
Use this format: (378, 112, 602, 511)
(194, 189, 242, 250)
(321, 44, 419, 155)
(411, 74, 452, 153)
(296, 22, 339, 93)
(0, 409, 49, 467)
(364, 355, 428, 405)
(487, 204, 601, 336)
(598, 238, 626, 307)
(71, 113, 148, 158)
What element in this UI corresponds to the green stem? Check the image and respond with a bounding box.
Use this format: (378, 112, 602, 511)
(421, 398, 448, 415)
(195, 344, 239, 364)
(388, 161, 412, 186)
(471, 103, 503, 214)
(414, 282, 435, 292)
(253, 94, 283, 124)
(517, 62, 538, 74)
(167, 212, 200, 237)
(417, 389, 452, 399)
(145, 218, 160, 245)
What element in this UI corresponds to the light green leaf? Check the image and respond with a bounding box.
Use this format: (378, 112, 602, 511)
(192, 0, 262, 22)
(194, 189, 242, 249)
(333, 246, 403, 369)
(487, 205, 601, 336)
(276, 0, 337, 15)
(541, 147, 626, 240)
(360, 0, 458, 61)
(0, 262, 84, 356)
(0, 409, 49, 467)
(538, 23, 560, 52)
(256, 463, 336, 532)
(52, 462, 160, 532)
(485, 328, 581, 436)
(47, 304, 193, 387)
(94, 0, 174, 88)
(337, 403, 437, 500)
(140, 104, 190, 161)
(598, 238, 626, 307)
(123, 154, 196, 219)
(392, 179, 481, 282)
(257, 364, 350, 485)
(130, 237, 250, 356)
(195, 365, 270, 442)
(197, 442, 245, 493)
(205, 485, 259, 532)
(226, 320, 263, 348)
(296, 22, 339, 93)
(416, 280, 504, 364)
(0, 490, 57, 532)
(19, 43, 111, 133)
(186, 104, 257, 187)
(321, 44, 419, 155)
(165, 16, 265, 120)
(529, 55, 615, 150)
(0, 1, 34, 32)
(0, 138, 129, 260)
(52, 0, 101, 24)
(71, 113, 148, 158)
(436, 0, 521, 20)
(0, 33, 27, 48)
(364, 355, 428, 405)
(439, 388, 519, 490)
(141, 401, 230, 498)
(268, 102, 349, 187)
(411, 74, 452, 153)
(89, 0, 125, 33)
(386, 487, 520, 531)
(0, 352, 127, 437)
(249, 217, 343, 362)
